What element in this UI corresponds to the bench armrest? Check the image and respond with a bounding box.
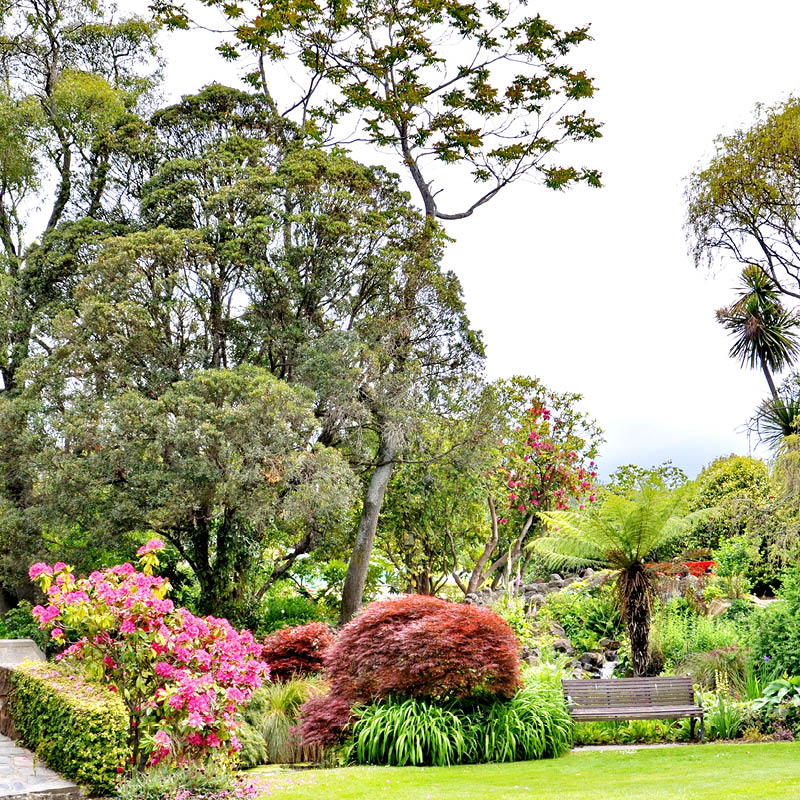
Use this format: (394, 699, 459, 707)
(565, 694, 574, 712)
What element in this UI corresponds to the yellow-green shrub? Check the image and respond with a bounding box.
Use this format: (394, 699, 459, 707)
(9, 661, 130, 794)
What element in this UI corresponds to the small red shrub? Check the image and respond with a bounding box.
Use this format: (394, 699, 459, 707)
(261, 622, 334, 682)
(326, 595, 521, 702)
(295, 693, 354, 748)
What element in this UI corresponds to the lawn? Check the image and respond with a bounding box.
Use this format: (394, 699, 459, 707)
(249, 742, 800, 800)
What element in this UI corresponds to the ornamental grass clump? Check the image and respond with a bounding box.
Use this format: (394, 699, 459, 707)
(27, 540, 269, 771)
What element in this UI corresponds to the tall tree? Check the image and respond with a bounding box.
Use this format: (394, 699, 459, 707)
(716, 266, 800, 399)
(151, 0, 601, 220)
(536, 490, 690, 676)
(0, 0, 161, 600)
(687, 98, 800, 302)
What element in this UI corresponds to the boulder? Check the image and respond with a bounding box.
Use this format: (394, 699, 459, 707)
(553, 638, 574, 656)
(604, 649, 618, 662)
(579, 651, 604, 668)
(549, 573, 563, 583)
(549, 622, 567, 638)
(0, 639, 45, 667)
(599, 638, 621, 651)
(707, 598, 732, 617)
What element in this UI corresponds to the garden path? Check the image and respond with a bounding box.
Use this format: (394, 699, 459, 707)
(0, 735, 81, 799)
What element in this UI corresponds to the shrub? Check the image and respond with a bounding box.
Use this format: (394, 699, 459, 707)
(541, 581, 623, 654)
(748, 569, 800, 674)
(350, 681, 572, 766)
(683, 647, 749, 692)
(238, 677, 324, 767)
(325, 595, 521, 702)
(253, 595, 327, 635)
(0, 601, 51, 654)
(261, 623, 333, 681)
(27, 542, 268, 769)
(116, 763, 253, 800)
(296, 692, 354, 748)
(9, 660, 129, 795)
(648, 600, 741, 669)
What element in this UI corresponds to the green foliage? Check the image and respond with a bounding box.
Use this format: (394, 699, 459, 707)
(239, 678, 324, 768)
(9, 661, 130, 794)
(350, 680, 572, 766)
(714, 535, 758, 598)
(689, 455, 772, 513)
(606, 462, 688, 495)
(683, 647, 749, 693)
(0, 601, 50, 653)
(705, 692, 746, 740)
(152, 0, 601, 221)
(748, 569, 800, 675)
(540, 582, 623, 654)
(752, 677, 800, 713)
(116, 763, 242, 800)
(572, 718, 687, 746)
(649, 601, 742, 670)
(253, 595, 328, 635)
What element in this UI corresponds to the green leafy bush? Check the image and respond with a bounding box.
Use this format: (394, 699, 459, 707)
(9, 661, 130, 795)
(350, 680, 572, 766)
(572, 718, 687, 746)
(253, 595, 327, 635)
(648, 601, 741, 669)
(238, 677, 324, 768)
(704, 692, 745, 740)
(541, 582, 623, 654)
(0, 601, 50, 654)
(748, 570, 800, 675)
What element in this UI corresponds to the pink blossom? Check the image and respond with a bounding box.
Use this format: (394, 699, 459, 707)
(137, 539, 165, 556)
(28, 563, 52, 580)
(120, 619, 136, 634)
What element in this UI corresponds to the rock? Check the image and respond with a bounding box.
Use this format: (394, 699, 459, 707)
(528, 593, 546, 607)
(604, 649, 617, 662)
(707, 598, 732, 617)
(582, 567, 595, 578)
(599, 638, 621, 651)
(549, 622, 567, 638)
(579, 651, 604, 668)
(553, 638, 574, 655)
(524, 582, 548, 594)
(549, 573, 563, 583)
(521, 646, 541, 665)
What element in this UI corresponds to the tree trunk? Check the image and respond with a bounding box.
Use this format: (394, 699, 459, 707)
(339, 432, 399, 624)
(762, 361, 779, 400)
(620, 565, 652, 677)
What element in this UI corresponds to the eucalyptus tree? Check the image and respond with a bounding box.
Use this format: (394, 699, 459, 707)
(151, 0, 602, 220)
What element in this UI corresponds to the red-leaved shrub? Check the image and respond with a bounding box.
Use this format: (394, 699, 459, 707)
(261, 622, 334, 682)
(295, 693, 354, 747)
(326, 595, 521, 702)
(297, 595, 521, 747)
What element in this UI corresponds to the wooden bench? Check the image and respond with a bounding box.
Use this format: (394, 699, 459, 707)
(562, 677, 704, 742)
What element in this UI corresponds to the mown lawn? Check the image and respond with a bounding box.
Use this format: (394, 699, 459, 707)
(248, 742, 800, 800)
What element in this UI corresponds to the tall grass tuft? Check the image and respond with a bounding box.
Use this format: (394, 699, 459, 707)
(350, 681, 572, 767)
(239, 677, 324, 768)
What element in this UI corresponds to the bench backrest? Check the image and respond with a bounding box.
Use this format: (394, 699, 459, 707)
(562, 677, 694, 709)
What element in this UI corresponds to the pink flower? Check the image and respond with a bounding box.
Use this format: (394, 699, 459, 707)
(188, 711, 205, 728)
(120, 619, 136, 634)
(137, 539, 165, 556)
(168, 694, 185, 710)
(154, 729, 170, 749)
(28, 563, 52, 580)
(53, 562, 68, 573)
(50, 628, 63, 640)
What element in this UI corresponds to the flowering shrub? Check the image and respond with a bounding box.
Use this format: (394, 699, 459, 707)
(260, 622, 333, 682)
(28, 541, 269, 770)
(298, 595, 520, 747)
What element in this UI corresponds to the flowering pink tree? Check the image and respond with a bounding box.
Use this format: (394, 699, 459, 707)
(28, 540, 268, 771)
(464, 377, 602, 593)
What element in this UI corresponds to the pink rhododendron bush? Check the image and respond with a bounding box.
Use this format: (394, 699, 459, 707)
(28, 539, 269, 772)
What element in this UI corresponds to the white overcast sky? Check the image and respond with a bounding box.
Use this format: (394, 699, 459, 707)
(144, 0, 800, 479)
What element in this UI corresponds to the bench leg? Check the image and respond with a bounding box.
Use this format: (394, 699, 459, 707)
(699, 716, 705, 744)
(690, 717, 696, 741)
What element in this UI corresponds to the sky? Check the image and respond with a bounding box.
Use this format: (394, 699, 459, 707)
(141, 0, 800, 480)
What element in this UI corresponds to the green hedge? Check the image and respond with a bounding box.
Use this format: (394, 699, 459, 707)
(9, 661, 130, 795)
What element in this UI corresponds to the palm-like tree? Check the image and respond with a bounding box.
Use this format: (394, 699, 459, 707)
(535, 490, 689, 676)
(716, 265, 800, 399)
(752, 378, 800, 448)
